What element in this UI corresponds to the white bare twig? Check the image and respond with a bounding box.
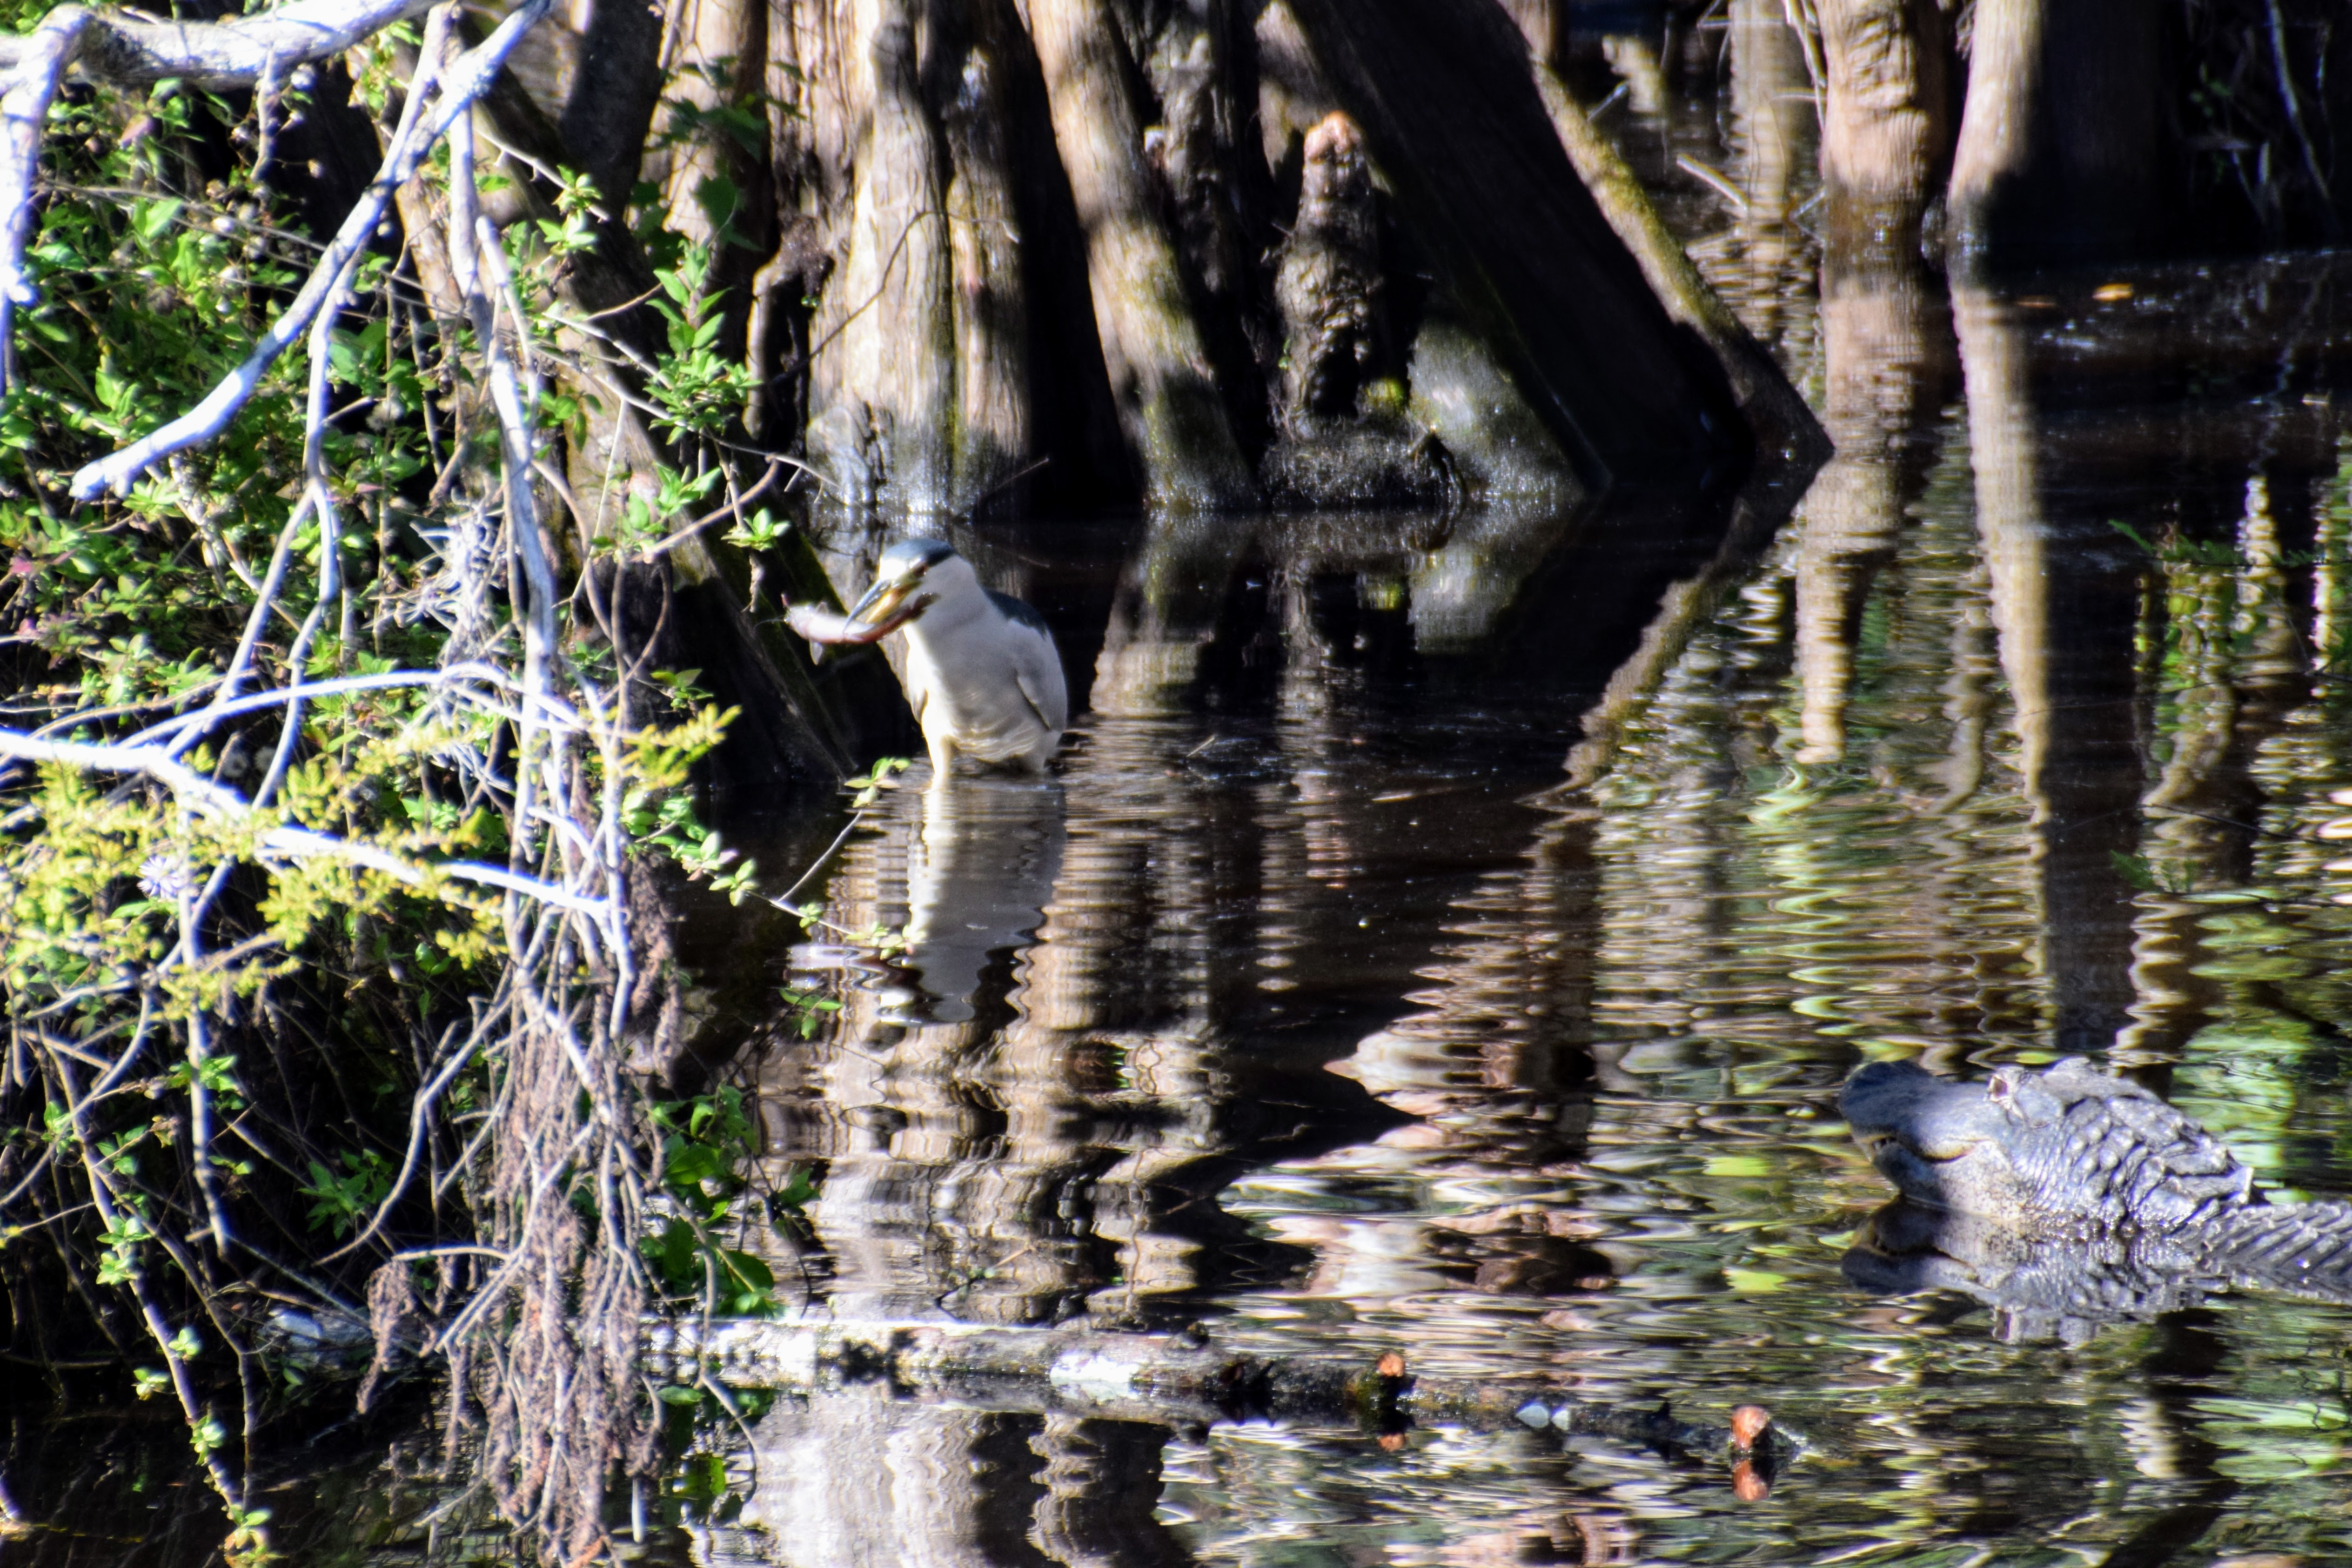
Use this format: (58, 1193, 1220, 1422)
(0, 0, 466, 396)
(0, 725, 611, 913)
(68, 0, 553, 500)
(0, 0, 436, 85)
(121, 667, 498, 747)
(0, 6, 92, 392)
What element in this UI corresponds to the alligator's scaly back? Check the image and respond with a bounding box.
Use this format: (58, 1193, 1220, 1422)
(1841, 1057, 2352, 1311)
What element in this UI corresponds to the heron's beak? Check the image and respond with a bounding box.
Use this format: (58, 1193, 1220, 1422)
(850, 570, 923, 626)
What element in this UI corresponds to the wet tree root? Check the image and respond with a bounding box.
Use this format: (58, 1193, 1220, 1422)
(650, 1318, 1793, 1473)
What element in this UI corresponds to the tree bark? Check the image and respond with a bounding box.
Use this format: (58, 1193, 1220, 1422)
(1025, 0, 1258, 510)
(503, 0, 667, 212)
(1815, 0, 1954, 261)
(651, 0, 773, 357)
(1280, 0, 1750, 489)
(806, 0, 956, 516)
(942, 7, 1033, 512)
(1945, 0, 2164, 275)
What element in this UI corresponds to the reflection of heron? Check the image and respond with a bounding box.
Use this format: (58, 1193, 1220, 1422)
(849, 539, 1069, 777)
(894, 775, 1067, 1024)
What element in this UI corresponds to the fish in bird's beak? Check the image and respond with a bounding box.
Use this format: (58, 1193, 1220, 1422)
(849, 565, 928, 627)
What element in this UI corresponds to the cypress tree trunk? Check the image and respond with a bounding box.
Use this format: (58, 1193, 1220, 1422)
(1027, 0, 1258, 509)
(805, 0, 956, 516)
(1814, 0, 1954, 262)
(1945, 0, 2165, 274)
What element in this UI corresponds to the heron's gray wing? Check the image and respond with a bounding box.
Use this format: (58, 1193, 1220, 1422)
(1013, 629, 1068, 734)
(987, 590, 1068, 733)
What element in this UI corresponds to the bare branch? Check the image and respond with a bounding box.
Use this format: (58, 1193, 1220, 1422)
(0, 725, 611, 914)
(0, 0, 435, 86)
(67, 0, 553, 500)
(0, 6, 92, 393)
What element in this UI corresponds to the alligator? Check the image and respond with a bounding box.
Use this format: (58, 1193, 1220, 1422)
(1839, 1057, 2352, 1337)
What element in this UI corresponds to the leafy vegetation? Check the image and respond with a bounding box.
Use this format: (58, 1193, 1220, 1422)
(0, 19, 811, 1561)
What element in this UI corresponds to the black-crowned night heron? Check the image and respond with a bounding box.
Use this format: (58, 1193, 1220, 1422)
(848, 538, 1069, 776)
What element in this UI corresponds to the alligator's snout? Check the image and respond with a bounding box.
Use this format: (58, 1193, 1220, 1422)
(1841, 1061, 2001, 1159)
(1839, 1061, 2028, 1217)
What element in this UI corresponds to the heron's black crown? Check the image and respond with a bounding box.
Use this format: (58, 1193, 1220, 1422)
(878, 537, 958, 576)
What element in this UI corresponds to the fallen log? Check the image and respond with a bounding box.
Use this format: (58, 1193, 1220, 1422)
(648, 1317, 1797, 1478)
(1530, 63, 1829, 467)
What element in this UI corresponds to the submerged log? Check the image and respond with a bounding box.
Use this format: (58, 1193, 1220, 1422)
(650, 1317, 1795, 1472)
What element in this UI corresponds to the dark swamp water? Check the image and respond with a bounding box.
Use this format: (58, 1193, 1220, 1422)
(16, 20, 2352, 1568)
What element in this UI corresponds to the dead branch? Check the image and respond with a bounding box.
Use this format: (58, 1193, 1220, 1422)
(67, 0, 552, 496)
(0, 7, 90, 390)
(0, 725, 612, 914)
(0, 0, 435, 85)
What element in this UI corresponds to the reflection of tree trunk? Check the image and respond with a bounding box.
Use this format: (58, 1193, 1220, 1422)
(741, 1395, 1048, 1568)
(2102, 1314, 2237, 1562)
(1794, 257, 1954, 763)
(1956, 287, 2145, 1054)
(1923, 588, 1997, 813)
(1313, 806, 1606, 1302)
(1090, 510, 1248, 717)
(1945, 0, 2163, 274)
(757, 706, 1295, 1323)
(1814, 0, 1951, 258)
(2122, 475, 2312, 1063)
(2317, 494, 2349, 674)
(1031, 1417, 1191, 1568)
